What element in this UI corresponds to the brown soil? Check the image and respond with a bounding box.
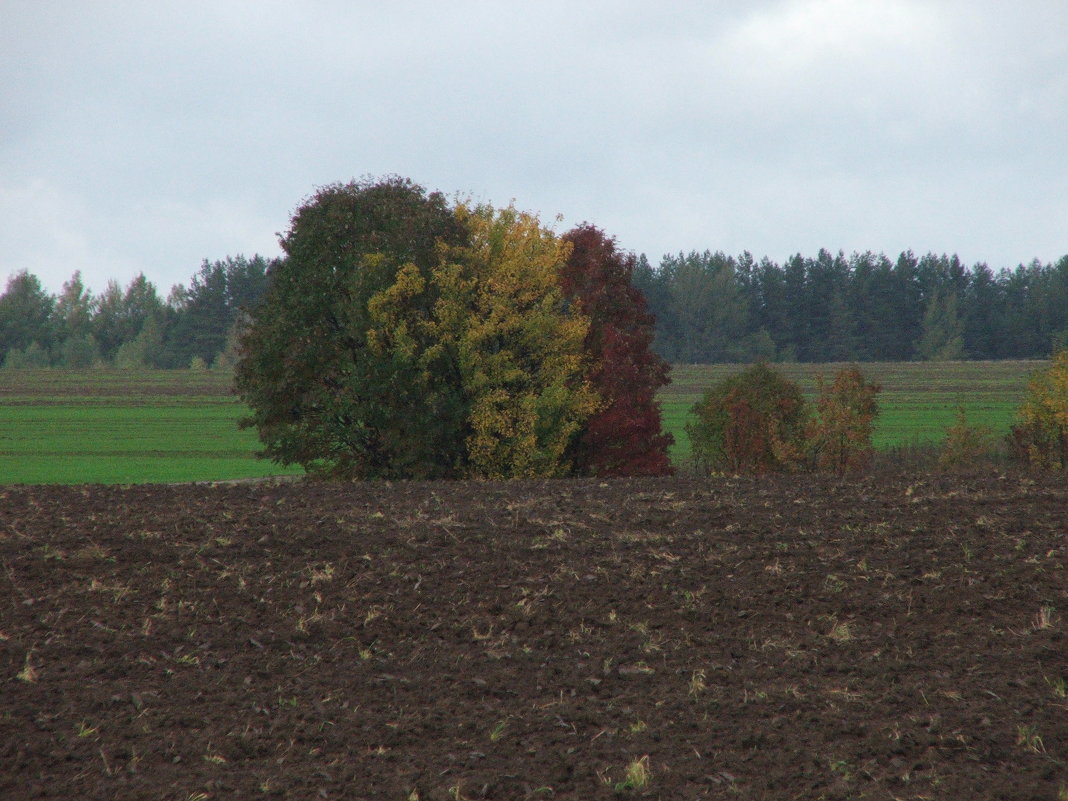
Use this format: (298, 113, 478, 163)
(1, 474, 1065, 800)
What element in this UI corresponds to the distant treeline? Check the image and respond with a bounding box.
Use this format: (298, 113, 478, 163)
(634, 250, 1068, 362)
(0, 256, 273, 369)
(3, 248, 1067, 369)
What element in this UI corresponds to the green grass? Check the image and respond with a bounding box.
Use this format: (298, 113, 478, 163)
(0, 361, 1045, 483)
(0, 369, 302, 484)
(659, 360, 1043, 462)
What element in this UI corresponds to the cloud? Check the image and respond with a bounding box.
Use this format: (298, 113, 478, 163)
(1, 1, 1066, 295)
(0, 179, 99, 284)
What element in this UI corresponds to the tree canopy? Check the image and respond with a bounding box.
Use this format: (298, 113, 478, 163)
(234, 177, 470, 479)
(635, 249, 1068, 363)
(233, 177, 669, 479)
(560, 225, 673, 476)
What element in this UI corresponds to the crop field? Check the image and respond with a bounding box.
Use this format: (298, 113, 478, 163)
(0, 361, 1045, 483)
(660, 360, 1043, 462)
(0, 369, 301, 484)
(2, 474, 1065, 799)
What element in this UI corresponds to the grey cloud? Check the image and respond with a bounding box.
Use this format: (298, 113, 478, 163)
(1, 1, 1065, 295)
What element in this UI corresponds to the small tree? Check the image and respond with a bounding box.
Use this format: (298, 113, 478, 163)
(57, 334, 101, 368)
(0, 272, 55, 364)
(1008, 349, 1068, 469)
(916, 290, 965, 360)
(939, 405, 995, 470)
(687, 363, 807, 475)
(807, 367, 881, 473)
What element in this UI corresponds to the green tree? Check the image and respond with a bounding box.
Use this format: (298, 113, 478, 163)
(52, 272, 100, 367)
(114, 314, 163, 369)
(917, 290, 965, 360)
(234, 176, 470, 478)
(57, 334, 100, 368)
(92, 274, 164, 363)
(0, 271, 55, 364)
(53, 271, 94, 337)
(159, 255, 271, 368)
(3, 341, 51, 368)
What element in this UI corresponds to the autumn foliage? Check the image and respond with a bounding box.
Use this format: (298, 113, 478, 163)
(688, 364, 881, 475)
(435, 205, 600, 478)
(235, 177, 670, 479)
(559, 225, 673, 476)
(687, 363, 808, 475)
(807, 367, 881, 474)
(1007, 349, 1068, 469)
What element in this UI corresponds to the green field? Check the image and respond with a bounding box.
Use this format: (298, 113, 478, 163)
(0, 369, 302, 484)
(660, 360, 1043, 462)
(0, 361, 1045, 483)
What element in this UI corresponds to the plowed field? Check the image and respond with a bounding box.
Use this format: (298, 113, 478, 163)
(1, 474, 1065, 800)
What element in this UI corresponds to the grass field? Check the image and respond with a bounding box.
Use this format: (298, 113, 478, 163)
(0, 361, 1045, 483)
(660, 360, 1044, 462)
(0, 369, 302, 484)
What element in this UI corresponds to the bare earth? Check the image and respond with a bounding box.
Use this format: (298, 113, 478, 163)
(1, 473, 1065, 800)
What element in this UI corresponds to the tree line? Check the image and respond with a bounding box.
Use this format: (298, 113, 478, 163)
(0, 256, 273, 369)
(4, 243, 1067, 371)
(634, 249, 1068, 362)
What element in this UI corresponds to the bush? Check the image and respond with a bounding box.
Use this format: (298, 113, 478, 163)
(939, 406, 996, 470)
(687, 363, 807, 475)
(807, 367, 881, 474)
(1008, 350, 1068, 469)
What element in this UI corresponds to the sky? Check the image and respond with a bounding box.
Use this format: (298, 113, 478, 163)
(2, 0, 1067, 296)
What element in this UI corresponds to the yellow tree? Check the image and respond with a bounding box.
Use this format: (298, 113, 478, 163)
(430, 204, 600, 478)
(1010, 349, 1068, 468)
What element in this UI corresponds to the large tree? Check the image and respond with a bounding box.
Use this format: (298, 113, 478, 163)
(559, 224, 673, 476)
(234, 176, 470, 479)
(363, 203, 599, 479)
(236, 179, 605, 479)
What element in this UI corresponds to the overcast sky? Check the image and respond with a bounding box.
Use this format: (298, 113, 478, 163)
(3, 1, 1066, 296)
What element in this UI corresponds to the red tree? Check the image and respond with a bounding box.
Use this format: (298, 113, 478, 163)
(559, 225, 674, 476)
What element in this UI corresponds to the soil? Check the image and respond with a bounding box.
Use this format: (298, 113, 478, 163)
(1, 473, 1065, 800)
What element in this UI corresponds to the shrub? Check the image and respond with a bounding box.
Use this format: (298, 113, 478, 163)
(1008, 350, 1068, 469)
(687, 363, 807, 475)
(939, 405, 995, 470)
(807, 367, 881, 474)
